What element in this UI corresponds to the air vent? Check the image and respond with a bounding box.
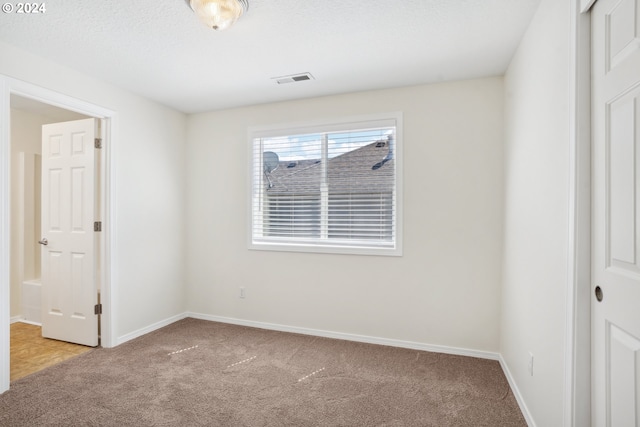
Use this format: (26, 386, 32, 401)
(272, 72, 315, 85)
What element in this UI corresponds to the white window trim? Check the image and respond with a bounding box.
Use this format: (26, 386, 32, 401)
(247, 112, 403, 257)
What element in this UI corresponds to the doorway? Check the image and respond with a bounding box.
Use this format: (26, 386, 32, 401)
(0, 76, 116, 393)
(9, 96, 95, 378)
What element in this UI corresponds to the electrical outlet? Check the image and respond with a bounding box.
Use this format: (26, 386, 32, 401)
(528, 352, 534, 376)
(239, 287, 246, 299)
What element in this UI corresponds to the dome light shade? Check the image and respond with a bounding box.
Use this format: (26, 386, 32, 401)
(189, 0, 248, 31)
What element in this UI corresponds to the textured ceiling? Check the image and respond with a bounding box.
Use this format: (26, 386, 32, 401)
(0, 0, 541, 114)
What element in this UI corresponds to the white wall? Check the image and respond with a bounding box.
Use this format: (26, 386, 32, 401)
(0, 41, 188, 339)
(186, 77, 505, 353)
(501, 0, 571, 425)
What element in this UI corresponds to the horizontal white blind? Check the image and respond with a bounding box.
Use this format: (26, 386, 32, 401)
(250, 118, 398, 253)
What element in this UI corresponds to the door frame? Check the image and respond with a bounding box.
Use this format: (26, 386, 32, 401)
(566, 0, 595, 425)
(0, 75, 117, 393)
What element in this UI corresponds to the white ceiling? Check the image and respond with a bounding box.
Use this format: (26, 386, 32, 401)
(0, 0, 541, 114)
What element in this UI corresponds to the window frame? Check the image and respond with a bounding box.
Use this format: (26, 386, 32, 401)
(248, 112, 403, 257)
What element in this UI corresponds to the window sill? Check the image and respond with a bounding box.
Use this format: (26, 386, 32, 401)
(249, 240, 402, 257)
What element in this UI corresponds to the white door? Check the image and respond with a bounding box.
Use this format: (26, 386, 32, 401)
(592, 0, 640, 425)
(40, 118, 98, 347)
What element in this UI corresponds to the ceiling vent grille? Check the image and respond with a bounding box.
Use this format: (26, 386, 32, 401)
(272, 72, 315, 85)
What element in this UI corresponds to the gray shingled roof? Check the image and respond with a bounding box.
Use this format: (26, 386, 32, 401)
(265, 139, 394, 194)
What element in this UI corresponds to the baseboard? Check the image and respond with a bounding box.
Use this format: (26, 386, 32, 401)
(116, 312, 188, 345)
(186, 312, 501, 361)
(17, 319, 41, 326)
(10, 317, 41, 326)
(499, 355, 536, 426)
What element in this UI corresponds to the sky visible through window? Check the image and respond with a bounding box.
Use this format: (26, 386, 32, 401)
(262, 128, 393, 161)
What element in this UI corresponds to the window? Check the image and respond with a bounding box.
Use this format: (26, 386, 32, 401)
(249, 113, 402, 256)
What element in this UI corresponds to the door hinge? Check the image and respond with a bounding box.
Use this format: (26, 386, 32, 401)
(94, 221, 102, 232)
(94, 138, 102, 149)
(94, 303, 102, 315)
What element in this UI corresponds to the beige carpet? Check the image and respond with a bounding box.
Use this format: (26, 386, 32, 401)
(0, 318, 526, 426)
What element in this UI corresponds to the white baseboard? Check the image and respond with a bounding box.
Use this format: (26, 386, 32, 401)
(116, 312, 188, 345)
(18, 319, 41, 326)
(186, 312, 501, 361)
(499, 355, 536, 426)
(10, 317, 41, 326)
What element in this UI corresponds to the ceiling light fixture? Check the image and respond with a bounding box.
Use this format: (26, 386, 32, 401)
(189, 0, 248, 31)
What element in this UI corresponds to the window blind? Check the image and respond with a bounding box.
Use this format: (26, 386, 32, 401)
(250, 116, 400, 255)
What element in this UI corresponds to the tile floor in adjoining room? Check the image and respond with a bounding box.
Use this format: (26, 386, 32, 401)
(10, 322, 93, 381)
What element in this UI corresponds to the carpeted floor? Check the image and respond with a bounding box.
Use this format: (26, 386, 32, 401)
(0, 318, 526, 426)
